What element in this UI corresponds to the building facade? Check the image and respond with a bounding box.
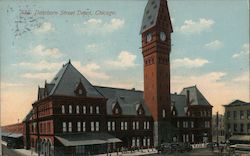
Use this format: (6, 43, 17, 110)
(2, 0, 213, 155)
(212, 114, 225, 142)
(224, 100, 250, 143)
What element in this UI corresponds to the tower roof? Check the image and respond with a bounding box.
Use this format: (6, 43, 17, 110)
(140, 0, 173, 34)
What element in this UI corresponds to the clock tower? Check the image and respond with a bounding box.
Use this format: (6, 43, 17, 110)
(140, 0, 173, 146)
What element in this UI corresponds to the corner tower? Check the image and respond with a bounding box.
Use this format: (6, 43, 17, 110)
(140, 0, 173, 146)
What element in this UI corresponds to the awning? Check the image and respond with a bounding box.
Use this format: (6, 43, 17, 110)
(229, 135, 250, 141)
(55, 132, 122, 147)
(1, 132, 22, 138)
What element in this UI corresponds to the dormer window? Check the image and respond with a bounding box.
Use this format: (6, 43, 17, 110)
(115, 108, 119, 114)
(173, 111, 176, 116)
(139, 109, 142, 115)
(79, 89, 82, 95)
(74, 80, 86, 96)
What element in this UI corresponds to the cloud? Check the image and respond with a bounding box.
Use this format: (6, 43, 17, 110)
(233, 72, 249, 82)
(30, 44, 63, 58)
(106, 51, 137, 69)
(205, 40, 223, 50)
(33, 22, 55, 33)
(72, 61, 110, 80)
(85, 43, 104, 53)
(172, 57, 210, 68)
(75, 18, 124, 35)
(178, 18, 214, 34)
(1, 82, 26, 89)
(13, 60, 63, 71)
(232, 43, 250, 58)
(21, 72, 54, 80)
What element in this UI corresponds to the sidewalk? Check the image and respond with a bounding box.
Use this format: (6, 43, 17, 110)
(1, 141, 38, 156)
(96, 149, 157, 156)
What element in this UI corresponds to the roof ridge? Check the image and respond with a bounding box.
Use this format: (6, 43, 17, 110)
(94, 85, 143, 92)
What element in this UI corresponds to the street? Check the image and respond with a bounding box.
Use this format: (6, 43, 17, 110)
(147, 148, 225, 156)
(2, 144, 25, 156)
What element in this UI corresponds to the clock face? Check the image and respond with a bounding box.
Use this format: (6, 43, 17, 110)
(146, 33, 152, 42)
(160, 32, 166, 41)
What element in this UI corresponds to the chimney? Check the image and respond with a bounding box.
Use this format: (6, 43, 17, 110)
(186, 90, 190, 106)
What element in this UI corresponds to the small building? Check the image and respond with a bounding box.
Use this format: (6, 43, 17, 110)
(212, 114, 225, 142)
(224, 100, 250, 144)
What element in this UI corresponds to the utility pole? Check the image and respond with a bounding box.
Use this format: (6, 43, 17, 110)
(216, 112, 219, 145)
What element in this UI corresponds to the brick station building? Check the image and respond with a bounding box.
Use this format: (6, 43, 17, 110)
(2, 0, 213, 155)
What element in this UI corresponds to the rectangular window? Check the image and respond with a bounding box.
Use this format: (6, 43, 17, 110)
(112, 121, 115, 131)
(91, 122, 94, 131)
(136, 121, 139, 130)
(121, 122, 124, 130)
(62, 105, 65, 114)
(191, 121, 194, 128)
(240, 110, 244, 119)
(247, 110, 250, 119)
(162, 109, 166, 118)
(234, 124, 237, 132)
(147, 122, 150, 129)
(69, 105, 72, 114)
(82, 122, 86, 132)
(136, 138, 140, 147)
(191, 134, 194, 142)
(96, 122, 99, 131)
(240, 123, 244, 133)
(186, 134, 189, 142)
(177, 121, 180, 128)
(76, 105, 79, 114)
(227, 111, 231, 119)
(90, 106, 93, 114)
(147, 138, 150, 147)
(96, 106, 99, 114)
(143, 138, 146, 146)
(68, 122, 72, 132)
(132, 138, 135, 147)
(144, 122, 146, 130)
(124, 122, 128, 130)
(247, 123, 250, 133)
(83, 106, 86, 114)
(228, 124, 231, 132)
(108, 121, 111, 131)
(63, 122, 67, 132)
(132, 122, 135, 130)
(77, 122, 81, 132)
(233, 111, 237, 119)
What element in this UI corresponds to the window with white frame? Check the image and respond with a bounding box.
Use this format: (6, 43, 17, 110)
(63, 122, 67, 132)
(68, 122, 72, 132)
(96, 122, 99, 131)
(82, 122, 86, 132)
(173, 111, 176, 116)
(147, 138, 150, 146)
(133, 121, 135, 130)
(112, 121, 115, 131)
(132, 138, 135, 147)
(136, 121, 139, 130)
(139, 109, 142, 115)
(108, 122, 111, 131)
(143, 138, 146, 146)
(124, 122, 128, 130)
(136, 138, 140, 147)
(163, 109, 166, 118)
(147, 121, 150, 129)
(83, 106, 86, 114)
(69, 105, 72, 114)
(90, 106, 93, 114)
(96, 106, 99, 114)
(77, 122, 81, 132)
(62, 105, 65, 114)
(115, 108, 119, 114)
(191, 121, 194, 128)
(186, 134, 189, 142)
(76, 105, 79, 114)
(121, 122, 124, 130)
(91, 122, 94, 131)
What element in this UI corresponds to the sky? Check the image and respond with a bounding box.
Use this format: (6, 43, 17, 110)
(0, 0, 249, 125)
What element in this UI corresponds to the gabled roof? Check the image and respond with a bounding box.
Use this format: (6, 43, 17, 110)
(140, 0, 173, 34)
(94, 86, 152, 116)
(180, 86, 212, 107)
(38, 61, 103, 100)
(224, 100, 250, 107)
